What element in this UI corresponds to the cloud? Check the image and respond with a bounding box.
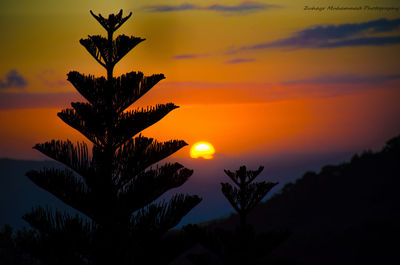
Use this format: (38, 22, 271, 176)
(173, 54, 255, 63)
(0, 70, 27, 90)
(0, 92, 81, 110)
(225, 58, 255, 64)
(318, 36, 400, 48)
(149, 76, 400, 104)
(143, 2, 278, 14)
(133, 77, 399, 105)
(172, 52, 212, 60)
(173, 54, 202, 59)
(234, 18, 400, 51)
(282, 74, 400, 86)
(206, 2, 276, 12)
(1, 74, 399, 109)
(146, 3, 196, 12)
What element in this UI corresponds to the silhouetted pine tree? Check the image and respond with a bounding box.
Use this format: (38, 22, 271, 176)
(221, 166, 277, 228)
(220, 166, 279, 264)
(23, 10, 201, 265)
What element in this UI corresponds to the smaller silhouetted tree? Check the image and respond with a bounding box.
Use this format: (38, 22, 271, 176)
(220, 166, 279, 264)
(221, 166, 278, 228)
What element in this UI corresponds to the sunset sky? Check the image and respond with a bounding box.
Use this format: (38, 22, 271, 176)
(1, 0, 400, 161)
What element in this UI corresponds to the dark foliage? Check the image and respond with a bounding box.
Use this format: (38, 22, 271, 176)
(221, 166, 278, 228)
(22, 9, 201, 265)
(0, 225, 41, 265)
(181, 224, 290, 265)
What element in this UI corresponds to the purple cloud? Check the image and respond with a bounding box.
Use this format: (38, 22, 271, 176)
(225, 58, 255, 64)
(145, 3, 196, 12)
(1, 74, 399, 109)
(0, 92, 82, 110)
(234, 18, 400, 51)
(144, 2, 279, 14)
(0, 70, 27, 90)
(173, 54, 202, 59)
(206, 2, 276, 12)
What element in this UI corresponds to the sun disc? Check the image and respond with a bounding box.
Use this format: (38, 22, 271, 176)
(190, 141, 215, 159)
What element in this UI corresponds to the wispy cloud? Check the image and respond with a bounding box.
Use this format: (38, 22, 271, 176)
(0, 92, 80, 110)
(282, 74, 400, 86)
(205, 2, 276, 12)
(136, 76, 400, 105)
(173, 54, 203, 60)
(143, 2, 279, 14)
(225, 58, 255, 64)
(0, 70, 27, 90)
(233, 18, 400, 52)
(144, 3, 196, 12)
(1, 74, 399, 109)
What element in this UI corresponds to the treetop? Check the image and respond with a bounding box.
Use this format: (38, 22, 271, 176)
(90, 9, 132, 33)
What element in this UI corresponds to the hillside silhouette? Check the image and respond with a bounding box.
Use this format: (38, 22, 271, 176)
(2, 135, 400, 264)
(203, 134, 400, 264)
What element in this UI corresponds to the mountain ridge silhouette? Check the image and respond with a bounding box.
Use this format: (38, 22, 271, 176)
(202, 134, 400, 264)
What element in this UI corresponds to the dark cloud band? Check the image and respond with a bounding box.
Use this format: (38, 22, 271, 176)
(235, 18, 400, 51)
(2, 74, 398, 109)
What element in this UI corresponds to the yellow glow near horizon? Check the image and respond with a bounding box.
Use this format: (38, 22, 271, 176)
(190, 141, 215, 159)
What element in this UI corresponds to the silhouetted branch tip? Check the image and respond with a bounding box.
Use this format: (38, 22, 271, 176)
(90, 9, 133, 33)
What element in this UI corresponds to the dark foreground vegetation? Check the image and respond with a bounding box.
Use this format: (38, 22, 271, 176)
(1, 134, 399, 264)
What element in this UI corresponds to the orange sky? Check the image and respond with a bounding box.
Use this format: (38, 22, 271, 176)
(0, 0, 400, 160)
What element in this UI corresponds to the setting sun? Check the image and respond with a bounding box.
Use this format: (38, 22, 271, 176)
(190, 141, 215, 159)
